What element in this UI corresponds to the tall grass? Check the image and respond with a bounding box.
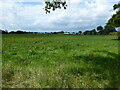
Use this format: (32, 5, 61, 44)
(2, 34, 120, 88)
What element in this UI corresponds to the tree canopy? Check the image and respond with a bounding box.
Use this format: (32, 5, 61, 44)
(97, 26, 103, 31)
(106, 2, 120, 27)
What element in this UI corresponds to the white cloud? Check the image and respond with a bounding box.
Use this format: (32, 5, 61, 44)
(0, 0, 119, 32)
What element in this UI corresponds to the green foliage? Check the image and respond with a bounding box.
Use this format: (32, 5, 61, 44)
(91, 29, 97, 35)
(97, 26, 103, 31)
(105, 26, 116, 32)
(113, 3, 120, 10)
(83, 29, 97, 35)
(109, 32, 118, 36)
(2, 34, 120, 88)
(106, 2, 120, 27)
(105, 2, 120, 40)
(44, 0, 67, 13)
(98, 27, 116, 35)
(78, 31, 82, 34)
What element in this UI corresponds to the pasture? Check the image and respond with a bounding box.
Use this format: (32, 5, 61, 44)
(2, 34, 120, 88)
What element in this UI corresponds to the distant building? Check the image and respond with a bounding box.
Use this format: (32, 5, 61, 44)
(64, 32, 69, 35)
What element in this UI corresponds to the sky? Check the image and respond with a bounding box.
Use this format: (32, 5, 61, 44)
(0, 0, 119, 32)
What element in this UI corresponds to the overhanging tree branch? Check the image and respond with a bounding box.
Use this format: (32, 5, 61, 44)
(44, 0, 67, 13)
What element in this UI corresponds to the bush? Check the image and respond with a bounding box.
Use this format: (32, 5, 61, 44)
(109, 32, 118, 36)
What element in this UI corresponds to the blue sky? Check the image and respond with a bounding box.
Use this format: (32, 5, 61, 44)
(0, 0, 119, 32)
(16, 2, 43, 5)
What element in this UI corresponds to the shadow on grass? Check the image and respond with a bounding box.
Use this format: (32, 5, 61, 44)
(72, 50, 120, 88)
(112, 39, 120, 40)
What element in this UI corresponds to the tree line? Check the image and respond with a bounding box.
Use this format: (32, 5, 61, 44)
(0, 30, 37, 34)
(83, 26, 116, 35)
(0, 25, 117, 35)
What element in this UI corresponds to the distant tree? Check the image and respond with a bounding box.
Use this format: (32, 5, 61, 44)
(5, 29, 8, 33)
(72, 32, 75, 34)
(104, 26, 116, 35)
(83, 29, 97, 35)
(1, 30, 8, 34)
(97, 26, 103, 32)
(97, 26, 116, 35)
(9, 30, 28, 34)
(59, 30, 64, 34)
(83, 31, 90, 35)
(78, 31, 82, 34)
(16, 30, 24, 34)
(91, 29, 97, 35)
(53, 32, 57, 34)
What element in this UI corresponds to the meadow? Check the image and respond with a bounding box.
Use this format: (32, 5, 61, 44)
(2, 34, 120, 88)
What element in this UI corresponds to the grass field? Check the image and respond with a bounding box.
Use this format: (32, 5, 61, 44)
(2, 34, 120, 88)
